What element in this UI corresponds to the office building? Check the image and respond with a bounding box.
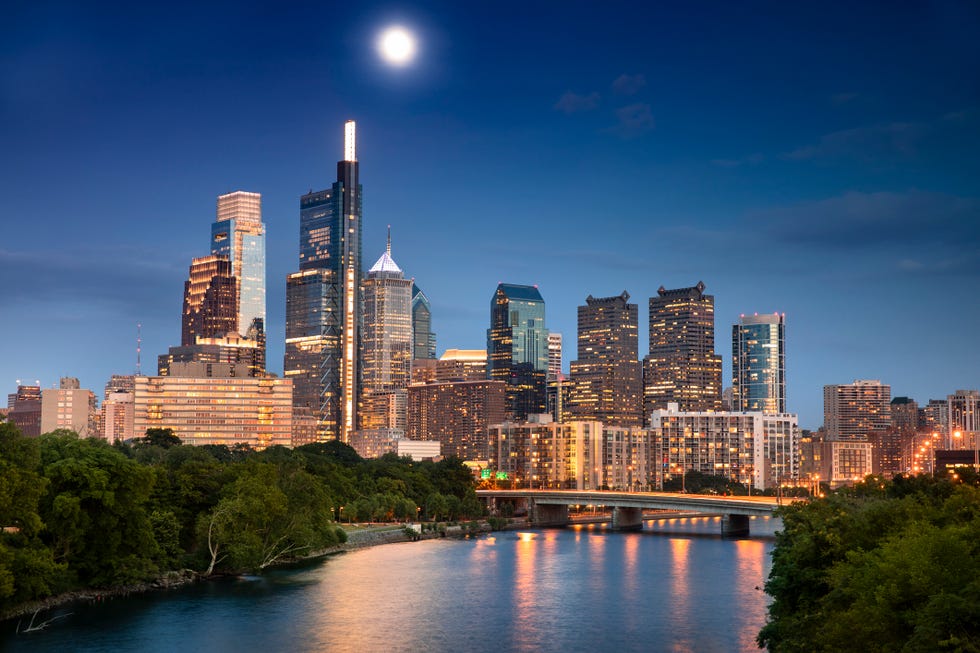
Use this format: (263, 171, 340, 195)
(436, 349, 487, 382)
(359, 233, 413, 430)
(487, 283, 549, 420)
(643, 282, 723, 415)
(159, 333, 265, 378)
(181, 255, 237, 347)
(132, 375, 292, 448)
(568, 292, 643, 427)
(406, 379, 506, 461)
(823, 380, 891, 440)
(40, 377, 97, 437)
(732, 313, 786, 413)
(285, 121, 362, 442)
(547, 332, 562, 382)
(8, 385, 41, 437)
(412, 283, 436, 360)
(211, 191, 266, 353)
(947, 389, 980, 451)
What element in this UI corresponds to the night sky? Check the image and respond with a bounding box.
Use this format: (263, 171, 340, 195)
(3, 1, 979, 429)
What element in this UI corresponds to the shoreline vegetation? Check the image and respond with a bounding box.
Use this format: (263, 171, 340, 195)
(0, 423, 486, 626)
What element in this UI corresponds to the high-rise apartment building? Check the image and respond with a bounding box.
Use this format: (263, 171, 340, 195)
(40, 378, 98, 437)
(211, 191, 266, 348)
(487, 283, 549, 420)
(947, 389, 980, 451)
(411, 283, 436, 360)
(823, 380, 891, 440)
(568, 292, 643, 427)
(732, 313, 786, 413)
(643, 282, 723, 414)
(547, 332, 562, 382)
(406, 379, 507, 461)
(285, 121, 362, 442)
(436, 349, 487, 382)
(181, 255, 237, 346)
(359, 234, 413, 430)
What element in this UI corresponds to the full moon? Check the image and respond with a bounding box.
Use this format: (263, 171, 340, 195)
(378, 26, 416, 66)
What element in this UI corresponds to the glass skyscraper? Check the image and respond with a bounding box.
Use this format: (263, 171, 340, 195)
(732, 313, 786, 413)
(285, 121, 362, 442)
(487, 283, 549, 420)
(211, 191, 266, 348)
(411, 283, 436, 360)
(359, 234, 413, 430)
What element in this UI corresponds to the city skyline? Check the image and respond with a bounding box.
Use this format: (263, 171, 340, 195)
(3, 2, 979, 430)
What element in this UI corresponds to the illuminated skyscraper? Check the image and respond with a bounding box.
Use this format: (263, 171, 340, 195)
(643, 282, 723, 414)
(359, 232, 413, 430)
(568, 292, 643, 427)
(487, 283, 549, 420)
(211, 191, 266, 348)
(285, 121, 362, 442)
(732, 313, 786, 413)
(547, 332, 562, 382)
(823, 380, 891, 440)
(412, 283, 436, 360)
(181, 255, 237, 347)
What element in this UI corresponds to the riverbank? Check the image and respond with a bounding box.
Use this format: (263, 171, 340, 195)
(1, 522, 494, 626)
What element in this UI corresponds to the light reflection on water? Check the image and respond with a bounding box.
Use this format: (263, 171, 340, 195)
(3, 518, 776, 653)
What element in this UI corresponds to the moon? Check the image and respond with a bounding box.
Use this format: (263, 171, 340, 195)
(378, 26, 416, 66)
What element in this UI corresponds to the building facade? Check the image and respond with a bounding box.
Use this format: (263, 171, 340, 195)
(643, 282, 723, 415)
(436, 349, 487, 383)
(8, 385, 42, 437)
(568, 292, 643, 427)
(406, 379, 507, 461)
(411, 283, 436, 360)
(284, 121, 362, 443)
(947, 389, 980, 451)
(732, 313, 786, 413)
(40, 377, 97, 437)
(487, 283, 549, 420)
(547, 332, 562, 382)
(132, 375, 292, 448)
(181, 255, 237, 347)
(823, 380, 891, 440)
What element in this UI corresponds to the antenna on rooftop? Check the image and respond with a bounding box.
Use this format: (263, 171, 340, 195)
(136, 322, 142, 376)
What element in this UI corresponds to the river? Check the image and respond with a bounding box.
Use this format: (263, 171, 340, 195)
(2, 516, 776, 652)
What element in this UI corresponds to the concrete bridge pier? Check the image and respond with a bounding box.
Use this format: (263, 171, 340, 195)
(611, 507, 644, 531)
(532, 502, 569, 527)
(721, 514, 750, 537)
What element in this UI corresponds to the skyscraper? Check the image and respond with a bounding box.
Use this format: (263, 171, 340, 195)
(211, 191, 266, 347)
(568, 292, 643, 427)
(547, 332, 562, 382)
(411, 283, 436, 360)
(643, 282, 723, 415)
(285, 121, 362, 442)
(732, 313, 786, 413)
(359, 232, 413, 430)
(823, 380, 891, 440)
(487, 283, 549, 420)
(181, 255, 237, 346)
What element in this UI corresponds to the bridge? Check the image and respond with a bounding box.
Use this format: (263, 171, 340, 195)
(476, 489, 786, 536)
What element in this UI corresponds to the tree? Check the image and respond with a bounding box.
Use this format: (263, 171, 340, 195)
(143, 428, 182, 449)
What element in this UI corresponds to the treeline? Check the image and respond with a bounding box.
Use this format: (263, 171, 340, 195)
(0, 422, 482, 614)
(759, 471, 980, 652)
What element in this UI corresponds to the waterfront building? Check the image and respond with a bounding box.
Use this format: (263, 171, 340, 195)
(568, 292, 643, 427)
(8, 384, 41, 437)
(359, 234, 413, 430)
(436, 349, 487, 382)
(211, 190, 266, 358)
(823, 380, 891, 440)
(643, 282, 723, 415)
(40, 377, 98, 437)
(547, 332, 562, 382)
(411, 283, 436, 360)
(284, 121, 362, 443)
(487, 283, 549, 420)
(181, 255, 237, 347)
(732, 313, 786, 413)
(406, 379, 506, 461)
(650, 406, 800, 491)
(947, 389, 980, 451)
(132, 375, 293, 448)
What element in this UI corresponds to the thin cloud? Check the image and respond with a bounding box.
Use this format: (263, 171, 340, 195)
(554, 91, 600, 114)
(610, 103, 654, 137)
(612, 73, 646, 96)
(783, 122, 927, 162)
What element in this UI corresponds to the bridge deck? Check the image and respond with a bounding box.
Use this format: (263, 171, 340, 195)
(476, 489, 784, 517)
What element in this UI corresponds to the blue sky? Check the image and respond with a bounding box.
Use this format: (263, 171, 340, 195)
(2, 1, 979, 428)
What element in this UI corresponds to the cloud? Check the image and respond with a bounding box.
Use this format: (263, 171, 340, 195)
(554, 91, 600, 114)
(783, 122, 928, 162)
(612, 73, 646, 96)
(611, 103, 654, 137)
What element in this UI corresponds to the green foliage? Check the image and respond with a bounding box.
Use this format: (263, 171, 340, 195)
(759, 475, 980, 652)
